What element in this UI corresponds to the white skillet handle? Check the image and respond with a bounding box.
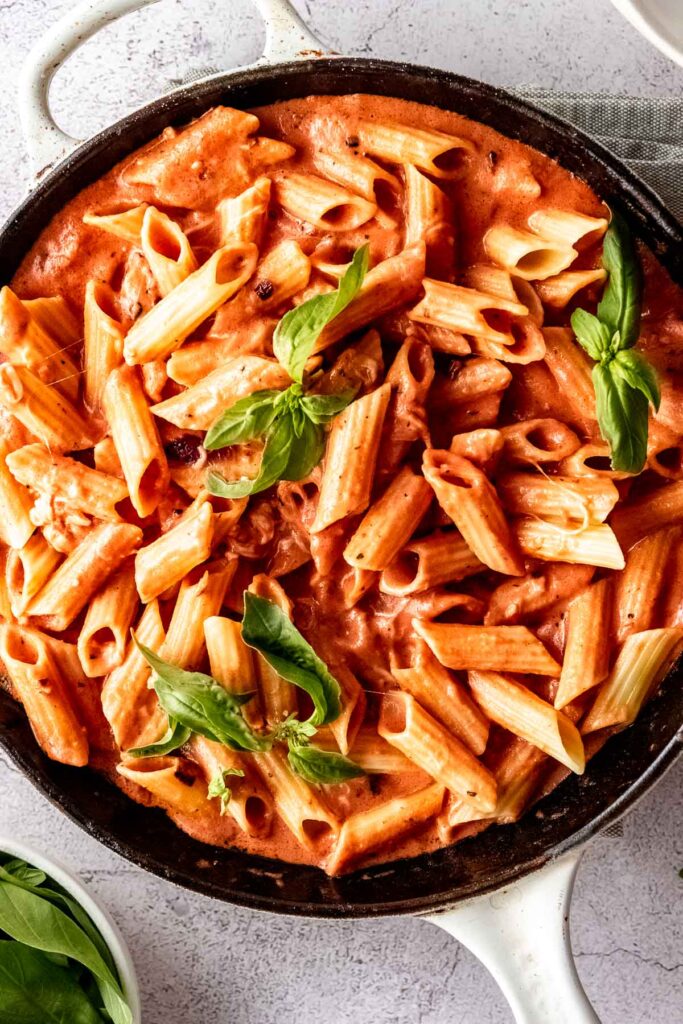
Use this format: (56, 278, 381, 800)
(19, 0, 325, 177)
(423, 851, 601, 1024)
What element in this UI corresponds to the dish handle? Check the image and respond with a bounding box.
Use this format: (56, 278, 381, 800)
(422, 850, 601, 1024)
(19, 0, 325, 177)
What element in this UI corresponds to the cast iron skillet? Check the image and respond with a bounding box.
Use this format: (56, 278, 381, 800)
(1, 42, 682, 917)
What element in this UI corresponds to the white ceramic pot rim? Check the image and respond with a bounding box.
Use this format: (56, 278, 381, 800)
(0, 834, 141, 1024)
(610, 0, 683, 67)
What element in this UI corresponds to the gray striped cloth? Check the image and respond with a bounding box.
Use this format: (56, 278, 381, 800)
(513, 90, 682, 223)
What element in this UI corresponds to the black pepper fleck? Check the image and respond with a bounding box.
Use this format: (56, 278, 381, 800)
(254, 279, 275, 300)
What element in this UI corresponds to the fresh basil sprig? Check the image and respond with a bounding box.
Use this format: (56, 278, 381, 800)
(205, 245, 369, 499)
(571, 211, 659, 473)
(207, 767, 245, 816)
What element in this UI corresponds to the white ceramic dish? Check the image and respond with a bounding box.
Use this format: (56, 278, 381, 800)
(611, 0, 683, 67)
(0, 834, 141, 1024)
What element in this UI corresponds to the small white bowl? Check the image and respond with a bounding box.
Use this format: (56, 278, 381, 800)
(610, 0, 683, 67)
(0, 835, 141, 1024)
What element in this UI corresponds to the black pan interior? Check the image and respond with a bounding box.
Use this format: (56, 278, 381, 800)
(0, 58, 681, 917)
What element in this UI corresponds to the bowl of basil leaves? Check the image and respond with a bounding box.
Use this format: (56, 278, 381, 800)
(0, 836, 140, 1024)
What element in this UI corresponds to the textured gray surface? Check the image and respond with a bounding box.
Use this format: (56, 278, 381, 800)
(0, 2, 682, 1022)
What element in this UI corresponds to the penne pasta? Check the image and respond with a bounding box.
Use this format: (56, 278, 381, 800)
(217, 176, 271, 247)
(0, 286, 80, 402)
(535, 268, 607, 308)
(204, 614, 262, 728)
(380, 529, 483, 596)
(409, 278, 528, 345)
(275, 172, 377, 231)
(500, 418, 581, 465)
(554, 578, 611, 709)
(135, 498, 214, 604)
(513, 517, 625, 570)
(160, 559, 236, 669)
(414, 620, 561, 676)
(498, 471, 619, 525)
(542, 327, 597, 433)
(314, 150, 399, 216)
(83, 204, 148, 243)
(613, 528, 679, 642)
(77, 559, 139, 677)
(0, 363, 92, 452)
(0, 435, 35, 550)
(404, 164, 455, 274)
(484, 225, 576, 281)
(343, 466, 432, 571)
(118, 757, 207, 814)
(610, 481, 683, 552)
(254, 746, 338, 850)
(190, 736, 274, 838)
(5, 532, 61, 618)
(83, 281, 124, 413)
(357, 120, 474, 178)
(248, 574, 297, 726)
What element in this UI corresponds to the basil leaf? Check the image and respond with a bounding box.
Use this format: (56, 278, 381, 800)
(207, 412, 294, 499)
(597, 211, 641, 349)
(592, 363, 648, 473)
(299, 390, 357, 424)
(204, 390, 282, 451)
(273, 244, 369, 382)
(281, 416, 325, 482)
(570, 308, 611, 362)
(287, 745, 365, 785)
(207, 767, 245, 815)
(0, 883, 130, 1024)
(135, 639, 269, 752)
(241, 593, 342, 726)
(0, 941, 105, 1024)
(0, 859, 46, 887)
(611, 348, 661, 411)
(128, 716, 191, 758)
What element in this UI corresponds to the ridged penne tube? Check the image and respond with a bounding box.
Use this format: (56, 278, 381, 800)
(103, 365, 170, 518)
(190, 736, 274, 838)
(6, 443, 129, 522)
(141, 207, 197, 298)
(554, 579, 611, 709)
(328, 662, 366, 756)
(253, 747, 338, 850)
(83, 204, 148, 243)
(0, 364, 92, 452)
(485, 562, 595, 626)
(101, 599, 166, 750)
(123, 242, 258, 364)
(151, 354, 289, 431)
(315, 244, 426, 351)
(161, 559, 236, 668)
(0, 623, 87, 766)
(247, 239, 312, 312)
(317, 727, 413, 773)
(77, 559, 138, 678)
(6, 533, 61, 617)
(513, 517, 625, 570)
(0, 286, 80, 402)
(315, 150, 400, 209)
(462, 265, 542, 322)
(380, 529, 483, 596)
(248, 574, 297, 726)
(468, 670, 585, 774)
(613, 527, 678, 643)
(582, 628, 683, 735)
(82, 281, 124, 413)
(414, 621, 562, 676)
(343, 467, 432, 571)
(542, 327, 597, 433)
(498, 472, 619, 525)
(448, 427, 503, 471)
(378, 692, 496, 813)
(422, 449, 524, 576)
(274, 172, 377, 231)
(135, 499, 214, 604)
(392, 644, 489, 755)
(527, 209, 608, 247)
(204, 615, 262, 728)
(444, 356, 512, 401)
(0, 436, 34, 549)
(93, 436, 123, 477)
(470, 318, 546, 366)
(535, 268, 607, 308)
(558, 442, 632, 480)
(327, 782, 444, 875)
(501, 418, 581, 465)
(25, 522, 142, 632)
(357, 120, 474, 178)
(484, 225, 576, 280)
(118, 758, 207, 814)
(404, 164, 454, 272)
(313, 383, 392, 533)
(217, 176, 271, 246)
(610, 481, 683, 552)
(23, 296, 81, 351)
(408, 279, 528, 345)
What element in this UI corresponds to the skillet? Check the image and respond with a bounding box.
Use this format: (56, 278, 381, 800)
(1, 1, 681, 1020)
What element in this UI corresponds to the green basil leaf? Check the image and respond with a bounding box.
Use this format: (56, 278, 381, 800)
(287, 745, 365, 785)
(299, 390, 357, 424)
(281, 416, 325, 482)
(127, 716, 191, 758)
(273, 244, 369, 382)
(206, 412, 294, 498)
(0, 941, 105, 1024)
(0, 884, 130, 1024)
(593, 363, 648, 473)
(0, 859, 46, 887)
(570, 308, 612, 362)
(207, 767, 245, 815)
(204, 390, 282, 451)
(597, 211, 642, 349)
(611, 348, 661, 411)
(241, 593, 341, 726)
(135, 639, 269, 752)
(273, 714, 318, 746)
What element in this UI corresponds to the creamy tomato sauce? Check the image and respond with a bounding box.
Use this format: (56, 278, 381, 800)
(7, 94, 683, 874)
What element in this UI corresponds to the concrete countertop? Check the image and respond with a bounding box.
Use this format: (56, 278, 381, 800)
(0, 2, 681, 1021)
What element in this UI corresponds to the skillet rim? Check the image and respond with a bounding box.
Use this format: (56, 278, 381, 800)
(0, 54, 681, 917)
